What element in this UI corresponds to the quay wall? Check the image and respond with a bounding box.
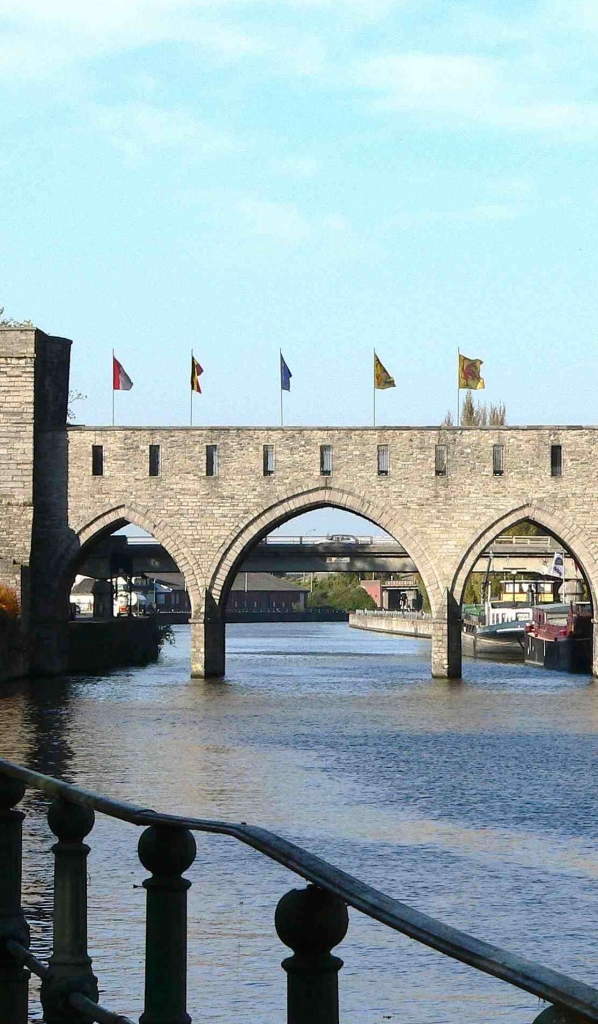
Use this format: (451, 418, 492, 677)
(68, 618, 168, 673)
(348, 612, 517, 662)
(349, 611, 433, 639)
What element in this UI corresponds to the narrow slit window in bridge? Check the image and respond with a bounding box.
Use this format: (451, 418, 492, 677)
(91, 445, 104, 477)
(320, 444, 333, 476)
(377, 445, 390, 476)
(206, 444, 219, 477)
(263, 444, 275, 476)
(493, 444, 504, 476)
(551, 444, 562, 477)
(149, 444, 161, 477)
(435, 444, 447, 477)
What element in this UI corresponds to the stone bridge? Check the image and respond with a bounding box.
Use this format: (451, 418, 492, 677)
(2, 326, 598, 679)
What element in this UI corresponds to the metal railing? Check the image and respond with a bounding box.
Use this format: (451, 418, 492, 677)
(123, 533, 561, 552)
(352, 609, 432, 619)
(0, 757, 595, 1024)
(258, 534, 561, 551)
(489, 535, 561, 550)
(262, 535, 383, 545)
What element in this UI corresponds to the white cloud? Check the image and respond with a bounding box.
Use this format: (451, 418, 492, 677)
(487, 176, 536, 201)
(237, 198, 312, 242)
(354, 48, 598, 137)
(4, 0, 598, 145)
(468, 203, 518, 222)
(356, 53, 499, 113)
(390, 201, 522, 228)
(235, 198, 352, 243)
(321, 213, 350, 231)
(0, 1, 269, 82)
(273, 156, 320, 178)
(0, 33, 80, 83)
(91, 103, 238, 160)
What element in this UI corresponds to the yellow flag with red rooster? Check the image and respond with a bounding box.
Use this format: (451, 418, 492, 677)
(458, 354, 485, 390)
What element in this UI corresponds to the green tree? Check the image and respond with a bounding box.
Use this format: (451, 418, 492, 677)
(463, 573, 503, 605)
(499, 519, 544, 537)
(307, 573, 376, 612)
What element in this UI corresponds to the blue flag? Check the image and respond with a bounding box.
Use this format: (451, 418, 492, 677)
(280, 353, 292, 392)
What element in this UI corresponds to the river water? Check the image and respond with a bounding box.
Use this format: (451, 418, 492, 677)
(1, 622, 598, 1024)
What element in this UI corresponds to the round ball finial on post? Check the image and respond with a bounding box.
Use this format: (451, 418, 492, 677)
(138, 824, 197, 879)
(275, 884, 349, 1024)
(0, 775, 26, 815)
(532, 1009, 587, 1024)
(47, 799, 95, 844)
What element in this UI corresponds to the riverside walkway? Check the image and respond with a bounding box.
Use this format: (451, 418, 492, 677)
(349, 609, 434, 638)
(0, 757, 596, 1024)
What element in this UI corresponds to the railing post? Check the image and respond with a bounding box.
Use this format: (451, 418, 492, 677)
(275, 884, 349, 1024)
(41, 798, 98, 1024)
(0, 775, 30, 1024)
(138, 825, 197, 1024)
(532, 1009, 587, 1023)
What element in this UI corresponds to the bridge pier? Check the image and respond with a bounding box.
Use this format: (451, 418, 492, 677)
(190, 607, 225, 678)
(29, 618, 69, 677)
(431, 593, 462, 679)
(592, 621, 598, 678)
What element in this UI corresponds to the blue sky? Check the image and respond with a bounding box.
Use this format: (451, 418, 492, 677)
(2, 0, 598, 430)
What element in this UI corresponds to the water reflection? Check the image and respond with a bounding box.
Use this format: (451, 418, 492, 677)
(1, 623, 597, 1023)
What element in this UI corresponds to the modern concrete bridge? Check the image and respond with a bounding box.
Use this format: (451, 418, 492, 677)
(78, 533, 565, 578)
(2, 325, 598, 680)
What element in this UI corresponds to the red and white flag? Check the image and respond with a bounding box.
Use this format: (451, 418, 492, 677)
(113, 356, 133, 391)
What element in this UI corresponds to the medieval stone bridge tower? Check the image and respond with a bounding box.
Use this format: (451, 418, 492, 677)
(3, 326, 598, 679)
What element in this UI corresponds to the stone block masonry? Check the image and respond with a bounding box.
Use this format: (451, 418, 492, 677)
(0, 327, 71, 673)
(0, 329, 36, 612)
(2, 325, 598, 680)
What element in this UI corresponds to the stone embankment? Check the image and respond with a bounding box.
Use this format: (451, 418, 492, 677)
(349, 610, 433, 639)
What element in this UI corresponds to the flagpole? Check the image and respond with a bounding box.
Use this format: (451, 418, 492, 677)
(280, 348, 284, 427)
(190, 349, 193, 427)
(457, 347, 460, 427)
(112, 348, 115, 427)
(373, 349, 376, 427)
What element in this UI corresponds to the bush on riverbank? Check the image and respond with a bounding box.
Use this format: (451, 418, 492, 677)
(0, 584, 19, 620)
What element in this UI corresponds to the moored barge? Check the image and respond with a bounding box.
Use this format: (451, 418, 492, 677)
(524, 602, 592, 673)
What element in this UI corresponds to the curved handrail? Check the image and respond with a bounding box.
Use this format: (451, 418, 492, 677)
(1, 757, 597, 1021)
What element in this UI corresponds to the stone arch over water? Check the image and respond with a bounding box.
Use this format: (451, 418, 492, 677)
(450, 502, 598, 639)
(206, 485, 445, 617)
(48, 502, 204, 621)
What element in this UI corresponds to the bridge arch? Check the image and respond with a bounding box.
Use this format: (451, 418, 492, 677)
(206, 485, 445, 616)
(48, 503, 204, 619)
(450, 502, 598, 614)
